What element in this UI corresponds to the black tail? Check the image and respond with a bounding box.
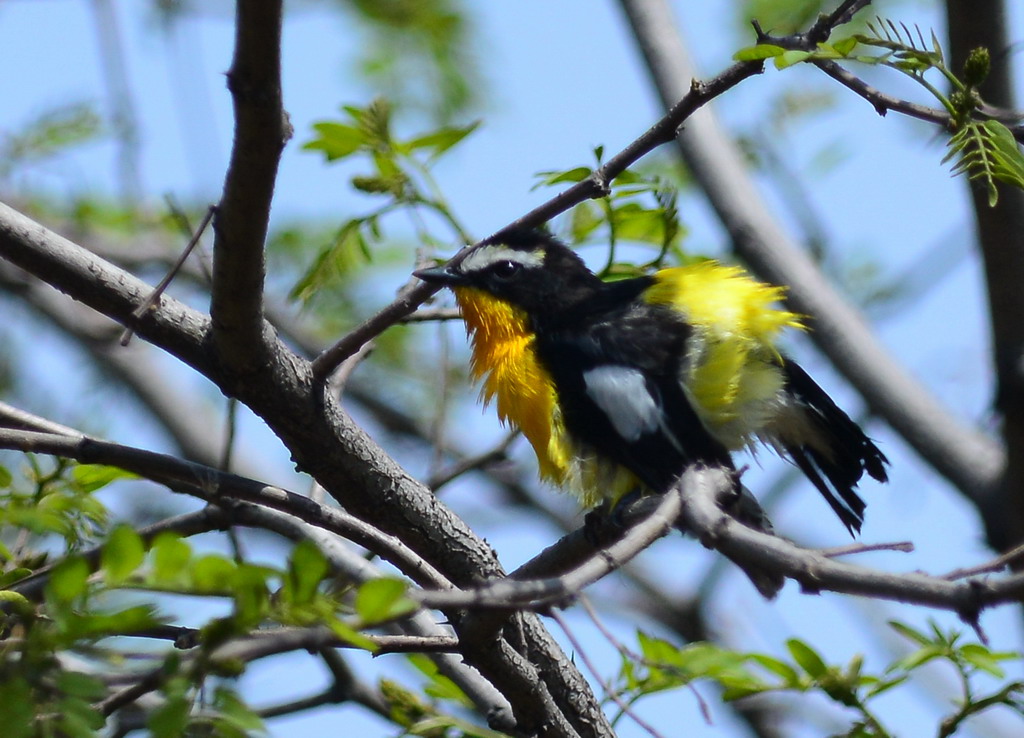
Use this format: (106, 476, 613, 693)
(780, 360, 888, 535)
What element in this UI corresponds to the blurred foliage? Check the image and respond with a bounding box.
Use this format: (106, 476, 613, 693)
(300, 97, 479, 302)
(0, 103, 103, 180)
(336, 0, 480, 123)
(615, 621, 1024, 737)
(0, 458, 447, 734)
(534, 146, 688, 276)
(737, 0, 831, 36)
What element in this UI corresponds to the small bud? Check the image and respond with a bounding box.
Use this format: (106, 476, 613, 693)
(351, 174, 406, 196)
(963, 46, 990, 88)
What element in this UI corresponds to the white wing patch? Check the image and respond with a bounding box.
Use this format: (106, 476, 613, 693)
(583, 366, 684, 454)
(460, 245, 545, 274)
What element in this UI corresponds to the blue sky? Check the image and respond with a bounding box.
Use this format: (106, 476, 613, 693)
(3, 1, 1024, 736)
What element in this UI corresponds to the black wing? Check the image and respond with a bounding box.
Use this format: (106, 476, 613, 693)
(536, 293, 732, 493)
(778, 359, 889, 534)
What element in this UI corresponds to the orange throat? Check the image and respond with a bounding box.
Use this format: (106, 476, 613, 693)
(453, 287, 563, 482)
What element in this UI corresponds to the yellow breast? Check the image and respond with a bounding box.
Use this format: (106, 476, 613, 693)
(644, 262, 805, 449)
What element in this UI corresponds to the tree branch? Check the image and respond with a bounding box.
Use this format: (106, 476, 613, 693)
(210, 0, 290, 367)
(944, 0, 1024, 554)
(0, 427, 454, 594)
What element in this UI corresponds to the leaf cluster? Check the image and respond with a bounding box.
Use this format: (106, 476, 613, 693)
(615, 621, 1023, 737)
(535, 147, 687, 276)
(0, 462, 430, 735)
(297, 98, 479, 302)
(735, 16, 1024, 206)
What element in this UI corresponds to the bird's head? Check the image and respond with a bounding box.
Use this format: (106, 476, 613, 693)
(414, 229, 601, 315)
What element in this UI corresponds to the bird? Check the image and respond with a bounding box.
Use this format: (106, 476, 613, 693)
(414, 228, 888, 535)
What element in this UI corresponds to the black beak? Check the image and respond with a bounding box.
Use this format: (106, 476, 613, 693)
(414, 264, 465, 286)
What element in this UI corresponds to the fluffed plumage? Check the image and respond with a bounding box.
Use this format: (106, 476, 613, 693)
(415, 229, 887, 534)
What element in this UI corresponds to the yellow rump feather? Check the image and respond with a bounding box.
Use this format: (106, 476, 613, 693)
(644, 262, 805, 449)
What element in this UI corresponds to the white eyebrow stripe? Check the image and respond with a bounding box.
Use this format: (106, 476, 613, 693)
(460, 245, 545, 273)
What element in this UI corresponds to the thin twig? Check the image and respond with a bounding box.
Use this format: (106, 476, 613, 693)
(427, 433, 519, 491)
(119, 204, 215, 346)
(818, 541, 915, 558)
(551, 610, 669, 738)
(941, 541, 1024, 581)
(418, 491, 683, 610)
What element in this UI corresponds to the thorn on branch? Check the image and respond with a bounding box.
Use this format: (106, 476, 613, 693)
(751, 20, 768, 44)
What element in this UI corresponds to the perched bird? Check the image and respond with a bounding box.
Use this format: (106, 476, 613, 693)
(415, 229, 887, 534)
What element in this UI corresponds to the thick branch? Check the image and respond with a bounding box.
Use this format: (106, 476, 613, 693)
(0, 208, 606, 736)
(944, 0, 1024, 553)
(211, 0, 290, 366)
(0, 427, 454, 594)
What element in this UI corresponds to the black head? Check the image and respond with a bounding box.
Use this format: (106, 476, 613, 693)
(414, 229, 603, 314)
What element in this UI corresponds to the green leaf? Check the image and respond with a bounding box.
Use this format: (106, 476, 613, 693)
(72, 463, 137, 493)
(290, 219, 374, 302)
(63, 604, 161, 639)
(327, 617, 378, 651)
(102, 524, 145, 585)
(775, 50, 812, 69)
(48, 556, 90, 602)
(749, 653, 801, 686)
(888, 620, 932, 646)
(0, 464, 12, 487)
(733, 44, 785, 61)
(985, 120, 1024, 191)
(865, 674, 908, 698)
(569, 201, 604, 242)
(833, 36, 859, 56)
(232, 564, 273, 627)
(406, 120, 480, 159)
(610, 203, 670, 245)
(0, 567, 33, 588)
(533, 166, 592, 189)
(56, 671, 107, 700)
(56, 697, 105, 737)
(1, 102, 102, 171)
(150, 533, 193, 587)
(889, 645, 943, 673)
(149, 693, 191, 738)
(407, 654, 473, 707)
(303, 121, 366, 161)
(960, 643, 1009, 678)
(786, 639, 828, 679)
(0, 590, 35, 616)
(0, 677, 34, 738)
(355, 578, 416, 624)
(192, 554, 238, 593)
(213, 686, 267, 734)
(286, 540, 329, 606)
(637, 631, 682, 665)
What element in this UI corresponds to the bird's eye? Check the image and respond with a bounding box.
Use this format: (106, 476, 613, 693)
(491, 260, 522, 279)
